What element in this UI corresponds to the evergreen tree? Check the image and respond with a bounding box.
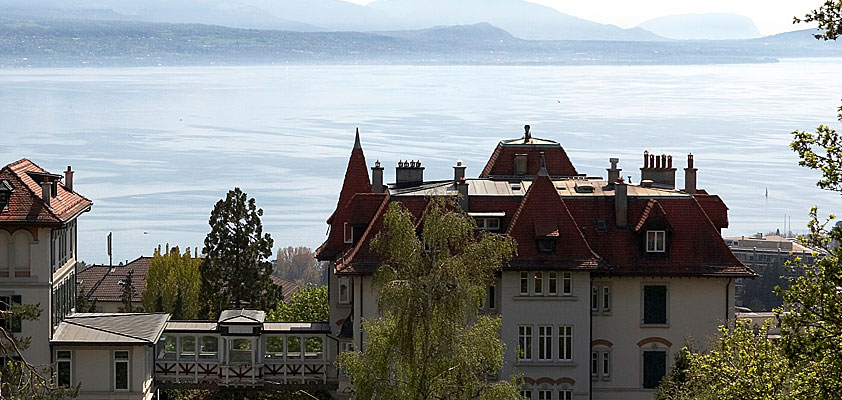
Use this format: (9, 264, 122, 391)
(119, 269, 137, 313)
(200, 188, 280, 318)
(75, 286, 95, 313)
(338, 198, 522, 400)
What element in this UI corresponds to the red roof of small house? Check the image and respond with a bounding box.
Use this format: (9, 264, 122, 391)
(0, 159, 92, 225)
(693, 192, 729, 230)
(77, 257, 152, 303)
(480, 135, 579, 178)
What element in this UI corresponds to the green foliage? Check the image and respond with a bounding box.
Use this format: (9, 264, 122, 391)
(75, 286, 97, 313)
(655, 322, 793, 400)
(119, 269, 139, 313)
(200, 188, 280, 319)
(791, 103, 842, 193)
(0, 303, 80, 399)
(161, 388, 331, 400)
(274, 246, 326, 286)
(338, 198, 522, 400)
(794, 0, 842, 40)
(143, 244, 202, 319)
(267, 285, 328, 322)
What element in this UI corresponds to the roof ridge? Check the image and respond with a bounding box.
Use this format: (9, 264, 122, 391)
(689, 197, 748, 271)
(634, 199, 667, 232)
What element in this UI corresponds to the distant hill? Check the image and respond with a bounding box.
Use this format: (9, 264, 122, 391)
(368, 0, 664, 41)
(638, 13, 761, 40)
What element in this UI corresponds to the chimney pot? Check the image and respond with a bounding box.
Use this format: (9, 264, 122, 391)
(656, 155, 661, 169)
(684, 153, 698, 195)
(396, 158, 424, 186)
(64, 166, 74, 193)
(453, 160, 467, 183)
(524, 125, 531, 141)
(667, 155, 672, 169)
(643, 150, 649, 168)
(615, 177, 627, 227)
(457, 177, 469, 211)
(607, 158, 621, 189)
(371, 160, 385, 193)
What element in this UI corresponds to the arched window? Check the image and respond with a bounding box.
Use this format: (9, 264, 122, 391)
(0, 230, 10, 278)
(12, 231, 31, 278)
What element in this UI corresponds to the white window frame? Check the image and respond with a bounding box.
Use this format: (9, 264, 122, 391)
(547, 272, 557, 295)
(591, 351, 599, 378)
(475, 218, 501, 231)
(520, 272, 529, 295)
(591, 286, 599, 311)
(538, 389, 552, 400)
(562, 272, 572, 296)
(560, 389, 572, 400)
(56, 350, 72, 388)
(533, 272, 543, 295)
(602, 285, 611, 313)
(343, 222, 353, 244)
(518, 325, 532, 361)
(592, 348, 612, 381)
(520, 390, 533, 400)
(338, 276, 351, 304)
(558, 325, 573, 361)
(602, 351, 611, 379)
(114, 350, 130, 392)
(538, 325, 553, 361)
(646, 230, 666, 252)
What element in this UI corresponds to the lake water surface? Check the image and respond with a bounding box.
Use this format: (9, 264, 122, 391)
(1, 60, 841, 264)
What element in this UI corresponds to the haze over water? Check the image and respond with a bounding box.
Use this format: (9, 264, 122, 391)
(1, 59, 840, 264)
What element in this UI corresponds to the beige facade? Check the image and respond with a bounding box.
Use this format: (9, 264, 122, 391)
(52, 345, 155, 400)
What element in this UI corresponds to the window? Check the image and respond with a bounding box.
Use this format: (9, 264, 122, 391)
(602, 351, 611, 378)
(0, 231, 9, 278)
(265, 336, 284, 359)
(56, 350, 72, 387)
(520, 272, 529, 295)
(520, 390, 533, 400)
(0, 295, 22, 333)
(643, 285, 668, 325)
(180, 336, 196, 359)
(562, 272, 572, 296)
(475, 218, 501, 231)
(230, 339, 253, 363)
(533, 272, 543, 295)
(592, 349, 611, 381)
(287, 336, 302, 359)
(537, 239, 556, 254)
(643, 350, 667, 388)
(518, 325, 532, 361)
(538, 326, 553, 361)
(538, 390, 552, 400)
(603, 286, 611, 312)
(560, 389, 572, 400)
(199, 336, 218, 360)
(158, 335, 176, 360)
(548, 272, 557, 295)
(114, 351, 129, 391)
(591, 351, 599, 377)
(486, 284, 496, 310)
(558, 326, 572, 361)
(646, 230, 666, 252)
(514, 154, 528, 176)
(305, 336, 324, 360)
(338, 276, 351, 304)
(591, 286, 599, 311)
(343, 222, 353, 244)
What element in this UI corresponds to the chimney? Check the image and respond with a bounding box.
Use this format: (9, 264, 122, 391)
(453, 160, 467, 183)
(457, 177, 469, 211)
(395, 160, 424, 187)
(684, 153, 697, 195)
(606, 158, 621, 189)
(615, 177, 627, 227)
(523, 125, 532, 141)
(41, 180, 52, 208)
(640, 151, 677, 189)
(64, 166, 74, 193)
(371, 160, 384, 193)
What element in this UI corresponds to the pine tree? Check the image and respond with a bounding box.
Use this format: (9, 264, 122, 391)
(200, 188, 280, 318)
(119, 269, 137, 313)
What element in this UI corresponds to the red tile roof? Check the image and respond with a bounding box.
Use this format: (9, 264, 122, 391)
(269, 275, 303, 303)
(77, 257, 152, 303)
(480, 139, 579, 178)
(0, 159, 92, 225)
(694, 193, 729, 230)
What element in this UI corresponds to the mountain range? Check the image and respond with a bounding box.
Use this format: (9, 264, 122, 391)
(639, 13, 762, 40)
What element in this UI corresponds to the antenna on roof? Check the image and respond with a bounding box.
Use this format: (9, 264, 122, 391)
(524, 124, 532, 141)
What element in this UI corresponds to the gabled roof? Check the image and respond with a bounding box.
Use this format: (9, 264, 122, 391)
(480, 135, 579, 178)
(634, 199, 668, 232)
(77, 257, 151, 303)
(52, 313, 169, 344)
(218, 309, 266, 324)
(694, 192, 729, 230)
(269, 275, 302, 303)
(505, 174, 600, 270)
(0, 159, 92, 225)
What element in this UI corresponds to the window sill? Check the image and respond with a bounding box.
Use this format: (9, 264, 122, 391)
(640, 323, 670, 328)
(513, 295, 578, 301)
(517, 361, 577, 367)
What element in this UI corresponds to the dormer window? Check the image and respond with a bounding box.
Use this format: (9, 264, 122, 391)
(0, 180, 12, 211)
(646, 230, 666, 252)
(343, 222, 353, 244)
(536, 238, 556, 254)
(475, 218, 500, 231)
(514, 154, 528, 176)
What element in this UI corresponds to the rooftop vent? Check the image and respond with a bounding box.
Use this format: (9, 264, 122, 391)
(575, 183, 595, 193)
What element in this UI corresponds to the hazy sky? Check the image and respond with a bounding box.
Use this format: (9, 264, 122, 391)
(346, 0, 822, 35)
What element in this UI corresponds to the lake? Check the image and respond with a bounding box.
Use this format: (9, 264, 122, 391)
(1, 59, 840, 264)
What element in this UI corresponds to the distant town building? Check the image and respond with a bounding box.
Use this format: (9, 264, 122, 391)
(76, 256, 150, 312)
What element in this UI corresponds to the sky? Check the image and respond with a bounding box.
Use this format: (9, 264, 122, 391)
(346, 0, 822, 36)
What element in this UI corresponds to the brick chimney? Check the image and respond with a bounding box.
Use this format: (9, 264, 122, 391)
(41, 180, 51, 208)
(606, 158, 621, 189)
(64, 166, 74, 193)
(395, 160, 424, 187)
(640, 151, 677, 189)
(684, 154, 697, 195)
(615, 177, 627, 227)
(371, 160, 384, 193)
(453, 160, 467, 183)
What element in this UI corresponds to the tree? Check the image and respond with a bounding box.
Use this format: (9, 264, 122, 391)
(143, 245, 202, 319)
(794, 0, 842, 40)
(119, 269, 138, 313)
(75, 286, 97, 313)
(0, 302, 79, 399)
(655, 321, 794, 400)
(274, 246, 326, 286)
(200, 188, 280, 318)
(267, 285, 328, 322)
(338, 198, 522, 400)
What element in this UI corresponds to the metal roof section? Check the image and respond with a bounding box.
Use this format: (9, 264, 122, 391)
(164, 321, 219, 332)
(263, 322, 331, 333)
(52, 313, 170, 345)
(389, 178, 692, 198)
(218, 309, 266, 325)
